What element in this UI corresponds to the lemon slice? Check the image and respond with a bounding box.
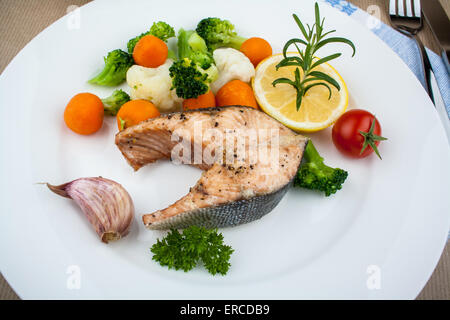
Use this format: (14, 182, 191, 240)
(252, 53, 348, 132)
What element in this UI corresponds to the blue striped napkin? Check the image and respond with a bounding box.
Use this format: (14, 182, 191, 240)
(320, 0, 450, 117)
(320, 0, 450, 240)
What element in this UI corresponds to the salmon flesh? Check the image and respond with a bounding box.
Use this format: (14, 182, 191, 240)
(115, 106, 308, 229)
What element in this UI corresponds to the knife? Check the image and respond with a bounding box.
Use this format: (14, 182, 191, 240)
(420, 0, 450, 145)
(421, 0, 450, 75)
(430, 70, 450, 145)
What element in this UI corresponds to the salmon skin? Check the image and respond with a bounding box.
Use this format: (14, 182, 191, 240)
(144, 181, 292, 229)
(115, 106, 308, 229)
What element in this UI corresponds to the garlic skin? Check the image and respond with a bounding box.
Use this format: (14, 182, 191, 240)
(47, 177, 134, 243)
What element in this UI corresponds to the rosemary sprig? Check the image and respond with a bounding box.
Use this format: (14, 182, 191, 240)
(273, 3, 356, 111)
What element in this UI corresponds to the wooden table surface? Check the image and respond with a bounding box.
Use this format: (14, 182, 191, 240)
(0, 0, 449, 300)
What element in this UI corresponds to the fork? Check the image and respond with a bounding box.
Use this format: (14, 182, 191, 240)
(389, 0, 434, 103)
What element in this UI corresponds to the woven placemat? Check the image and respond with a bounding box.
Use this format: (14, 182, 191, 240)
(0, 0, 448, 300)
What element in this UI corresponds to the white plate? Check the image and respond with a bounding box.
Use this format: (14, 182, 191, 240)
(1, 0, 449, 299)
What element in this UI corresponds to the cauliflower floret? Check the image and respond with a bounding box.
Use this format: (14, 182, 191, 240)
(211, 48, 255, 94)
(126, 59, 183, 112)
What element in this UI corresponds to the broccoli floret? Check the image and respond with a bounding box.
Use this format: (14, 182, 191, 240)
(169, 58, 218, 99)
(294, 141, 348, 196)
(196, 17, 247, 51)
(88, 49, 133, 86)
(169, 29, 218, 99)
(177, 29, 214, 69)
(167, 50, 177, 60)
(177, 29, 195, 58)
(127, 31, 148, 54)
(150, 21, 175, 42)
(102, 89, 130, 116)
(187, 31, 208, 52)
(127, 21, 175, 54)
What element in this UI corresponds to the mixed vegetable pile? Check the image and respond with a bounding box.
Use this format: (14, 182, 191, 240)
(58, 3, 388, 276)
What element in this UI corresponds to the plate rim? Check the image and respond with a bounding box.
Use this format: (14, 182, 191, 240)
(1, 0, 449, 299)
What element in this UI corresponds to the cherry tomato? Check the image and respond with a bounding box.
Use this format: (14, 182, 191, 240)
(332, 109, 387, 159)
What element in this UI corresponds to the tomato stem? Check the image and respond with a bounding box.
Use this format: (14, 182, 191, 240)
(359, 118, 388, 160)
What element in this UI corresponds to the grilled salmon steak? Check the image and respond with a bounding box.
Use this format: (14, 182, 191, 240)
(115, 106, 308, 229)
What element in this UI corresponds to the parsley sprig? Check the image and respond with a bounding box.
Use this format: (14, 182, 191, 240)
(273, 3, 356, 111)
(150, 226, 234, 276)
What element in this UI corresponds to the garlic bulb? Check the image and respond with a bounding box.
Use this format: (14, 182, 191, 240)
(47, 177, 134, 243)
